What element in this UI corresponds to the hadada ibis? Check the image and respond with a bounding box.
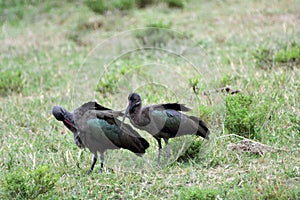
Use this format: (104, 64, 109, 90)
(52, 101, 150, 173)
(52, 105, 85, 148)
(121, 93, 210, 163)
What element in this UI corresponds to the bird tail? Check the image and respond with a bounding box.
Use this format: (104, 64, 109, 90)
(188, 116, 210, 139)
(133, 137, 150, 157)
(118, 122, 150, 155)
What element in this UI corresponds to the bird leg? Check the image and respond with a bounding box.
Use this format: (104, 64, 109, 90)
(163, 138, 170, 161)
(155, 137, 162, 164)
(100, 152, 104, 173)
(87, 154, 97, 174)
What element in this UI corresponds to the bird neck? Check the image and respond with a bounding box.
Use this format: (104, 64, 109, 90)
(129, 106, 150, 126)
(129, 105, 140, 119)
(129, 105, 142, 122)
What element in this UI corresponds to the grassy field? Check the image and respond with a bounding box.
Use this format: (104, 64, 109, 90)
(0, 0, 299, 199)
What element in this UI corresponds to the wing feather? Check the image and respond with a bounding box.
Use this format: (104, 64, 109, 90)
(150, 103, 191, 112)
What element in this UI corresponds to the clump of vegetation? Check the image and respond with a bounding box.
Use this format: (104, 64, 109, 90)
(179, 187, 219, 200)
(0, 0, 37, 24)
(84, 0, 106, 14)
(188, 75, 202, 95)
(197, 105, 212, 126)
(134, 21, 174, 47)
(224, 94, 268, 140)
(112, 0, 136, 11)
(0, 70, 24, 96)
(135, 0, 154, 8)
(178, 138, 205, 161)
(96, 68, 119, 95)
(3, 165, 60, 199)
(84, 0, 137, 14)
(252, 42, 300, 69)
(136, 0, 186, 8)
(84, 0, 185, 14)
(225, 181, 300, 200)
(166, 0, 185, 8)
(274, 42, 300, 64)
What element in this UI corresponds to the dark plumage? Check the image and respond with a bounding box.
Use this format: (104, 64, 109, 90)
(52, 101, 149, 173)
(52, 105, 84, 148)
(121, 93, 210, 163)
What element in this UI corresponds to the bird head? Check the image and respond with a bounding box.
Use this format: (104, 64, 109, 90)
(52, 105, 85, 149)
(121, 92, 142, 129)
(52, 106, 76, 131)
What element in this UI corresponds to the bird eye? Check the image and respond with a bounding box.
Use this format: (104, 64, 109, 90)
(129, 95, 135, 101)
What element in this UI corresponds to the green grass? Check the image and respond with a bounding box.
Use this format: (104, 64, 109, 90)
(166, 0, 185, 8)
(253, 41, 300, 69)
(2, 165, 60, 199)
(84, 0, 186, 14)
(1, 0, 299, 199)
(179, 187, 219, 200)
(224, 94, 269, 140)
(0, 70, 24, 96)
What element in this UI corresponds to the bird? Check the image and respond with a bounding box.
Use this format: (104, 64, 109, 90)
(52, 105, 85, 149)
(121, 92, 210, 163)
(52, 101, 150, 174)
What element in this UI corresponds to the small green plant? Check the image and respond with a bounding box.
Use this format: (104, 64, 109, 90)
(218, 74, 239, 87)
(178, 138, 204, 161)
(0, 70, 24, 96)
(84, 0, 107, 14)
(96, 68, 119, 95)
(252, 42, 300, 69)
(224, 94, 268, 140)
(3, 165, 60, 199)
(146, 20, 172, 29)
(188, 75, 202, 94)
(274, 42, 300, 64)
(113, 0, 136, 10)
(135, 0, 154, 8)
(166, 0, 185, 8)
(3, 170, 28, 198)
(219, 74, 232, 86)
(197, 105, 212, 126)
(85, 0, 137, 14)
(84, 0, 186, 15)
(179, 187, 219, 200)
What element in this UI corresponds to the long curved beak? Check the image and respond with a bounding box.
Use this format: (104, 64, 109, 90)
(120, 104, 130, 129)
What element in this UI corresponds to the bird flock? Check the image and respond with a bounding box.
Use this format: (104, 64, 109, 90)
(52, 93, 210, 174)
